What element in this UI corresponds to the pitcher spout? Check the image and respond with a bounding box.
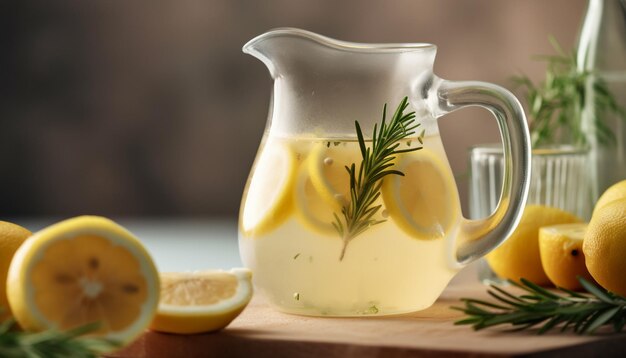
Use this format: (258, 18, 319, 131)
(242, 28, 343, 78)
(242, 28, 438, 136)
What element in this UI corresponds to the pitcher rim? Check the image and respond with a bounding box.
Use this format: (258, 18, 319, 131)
(243, 27, 437, 53)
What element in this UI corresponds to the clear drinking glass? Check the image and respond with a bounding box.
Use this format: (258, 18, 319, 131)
(469, 144, 591, 284)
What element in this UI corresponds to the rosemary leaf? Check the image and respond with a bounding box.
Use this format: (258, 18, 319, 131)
(454, 277, 626, 335)
(333, 97, 423, 260)
(513, 39, 626, 147)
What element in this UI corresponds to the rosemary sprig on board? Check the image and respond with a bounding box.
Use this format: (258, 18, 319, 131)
(333, 97, 423, 260)
(0, 319, 118, 358)
(453, 277, 626, 334)
(512, 37, 626, 147)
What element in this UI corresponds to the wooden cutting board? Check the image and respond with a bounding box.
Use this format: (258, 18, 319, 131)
(107, 274, 626, 358)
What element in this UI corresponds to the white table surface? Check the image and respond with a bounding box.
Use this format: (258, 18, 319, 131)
(13, 218, 242, 272)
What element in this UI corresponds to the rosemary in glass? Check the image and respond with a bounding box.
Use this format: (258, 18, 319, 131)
(333, 96, 423, 260)
(512, 37, 626, 147)
(453, 277, 626, 334)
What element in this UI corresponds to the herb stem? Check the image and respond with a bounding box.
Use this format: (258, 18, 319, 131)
(334, 97, 423, 260)
(513, 37, 626, 147)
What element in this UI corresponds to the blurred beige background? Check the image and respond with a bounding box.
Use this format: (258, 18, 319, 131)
(0, 0, 587, 218)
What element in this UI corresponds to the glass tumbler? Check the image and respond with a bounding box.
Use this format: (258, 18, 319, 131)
(468, 144, 591, 284)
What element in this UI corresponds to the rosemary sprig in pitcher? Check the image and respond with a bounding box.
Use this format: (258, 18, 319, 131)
(453, 277, 626, 334)
(333, 97, 423, 260)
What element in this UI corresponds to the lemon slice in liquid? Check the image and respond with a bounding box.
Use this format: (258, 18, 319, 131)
(241, 141, 297, 236)
(381, 148, 459, 240)
(293, 141, 359, 236)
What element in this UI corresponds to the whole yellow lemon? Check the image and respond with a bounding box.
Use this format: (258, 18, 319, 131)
(486, 205, 582, 285)
(583, 200, 626, 296)
(0, 221, 31, 320)
(592, 179, 626, 217)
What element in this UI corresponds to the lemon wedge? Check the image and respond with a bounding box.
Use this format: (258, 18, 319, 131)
(6, 216, 160, 348)
(381, 148, 459, 240)
(539, 223, 594, 290)
(241, 141, 296, 236)
(150, 268, 252, 334)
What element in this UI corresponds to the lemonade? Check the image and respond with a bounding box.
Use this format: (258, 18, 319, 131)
(239, 134, 461, 316)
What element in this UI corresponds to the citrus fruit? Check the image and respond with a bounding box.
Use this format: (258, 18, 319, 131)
(293, 141, 358, 236)
(6, 216, 160, 348)
(150, 268, 252, 334)
(308, 142, 355, 206)
(0, 221, 31, 320)
(294, 165, 341, 235)
(538, 223, 594, 290)
(592, 179, 626, 217)
(241, 141, 297, 236)
(583, 200, 626, 296)
(381, 148, 459, 240)
(486, 205, 582, 285)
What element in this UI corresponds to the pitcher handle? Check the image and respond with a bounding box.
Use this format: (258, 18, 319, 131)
(431, 78, 531, 265)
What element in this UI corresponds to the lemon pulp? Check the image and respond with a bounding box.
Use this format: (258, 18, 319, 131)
(150, 268, 252, 334)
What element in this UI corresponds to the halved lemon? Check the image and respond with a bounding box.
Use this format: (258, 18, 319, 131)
(486, 205, 582, 285)
(293, 141, 359, 235)
(149, 268, 252, 334)
(539, 223, 594, 290)
(241, 141, 297, 236)
(6, 216, 160, 349)
(381, 148, 459, 240)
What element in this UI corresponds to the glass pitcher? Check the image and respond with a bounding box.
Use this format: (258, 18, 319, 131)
(239, 28, 531, 316)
